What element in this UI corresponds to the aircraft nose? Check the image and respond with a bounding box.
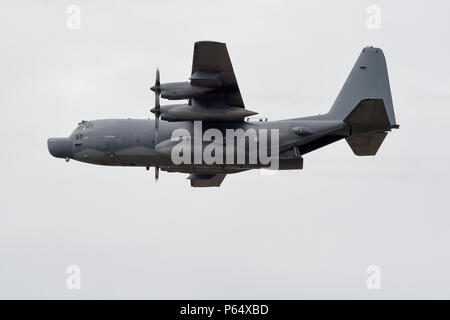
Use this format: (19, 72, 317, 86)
(47, 138, 73, 158)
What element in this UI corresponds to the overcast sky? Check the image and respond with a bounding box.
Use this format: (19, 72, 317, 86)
(1, 0, 450, 299)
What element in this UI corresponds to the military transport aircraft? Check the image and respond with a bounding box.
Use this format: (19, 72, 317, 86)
(48, 41, 399, 187)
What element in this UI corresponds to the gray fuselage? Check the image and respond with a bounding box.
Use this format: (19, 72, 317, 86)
(47, 117, 349, 174)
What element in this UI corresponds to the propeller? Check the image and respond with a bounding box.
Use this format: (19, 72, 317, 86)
(150, 68, 161, 182)
(150, 68, 161, 130)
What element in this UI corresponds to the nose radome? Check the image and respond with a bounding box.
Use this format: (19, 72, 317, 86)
(47, 138, 73, 158)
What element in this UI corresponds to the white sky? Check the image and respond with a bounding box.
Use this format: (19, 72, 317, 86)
(0, 0, 449, 298)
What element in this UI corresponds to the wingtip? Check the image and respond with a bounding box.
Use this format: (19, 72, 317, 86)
(195, 40, 226, 46)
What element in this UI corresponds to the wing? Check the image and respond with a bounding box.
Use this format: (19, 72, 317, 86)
(188, 173, 226, 187)
(190, 41, 245, 108)
(155, 41, 255, 122)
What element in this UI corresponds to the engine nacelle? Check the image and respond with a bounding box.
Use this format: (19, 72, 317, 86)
(157, 82, 215, 100)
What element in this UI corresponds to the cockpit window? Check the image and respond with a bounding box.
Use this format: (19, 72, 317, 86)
(77, 120, 93, 130)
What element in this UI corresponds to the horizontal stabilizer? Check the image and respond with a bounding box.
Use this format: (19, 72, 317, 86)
(344, 99, 393, 134)
(346, 132, 387, 156)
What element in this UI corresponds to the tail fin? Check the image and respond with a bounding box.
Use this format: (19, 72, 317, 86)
(327, 47, 399, 156)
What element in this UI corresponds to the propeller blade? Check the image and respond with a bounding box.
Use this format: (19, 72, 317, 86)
(155, 93, 160, 113)
(155, 68, 160, 87)
(155, 91, 160, 106)
(153, 68, 161, 131)
(150, 68, 161, 92)
(155, 166, 159, 181)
